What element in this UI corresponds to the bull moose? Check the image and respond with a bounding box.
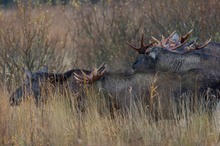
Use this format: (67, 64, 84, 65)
(74, 67, 220, 119)
(129, 31, 220, 73)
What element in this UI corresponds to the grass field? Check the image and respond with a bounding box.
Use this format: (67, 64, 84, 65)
(1, 0, 220, 145)
(1, 89, 220, 146)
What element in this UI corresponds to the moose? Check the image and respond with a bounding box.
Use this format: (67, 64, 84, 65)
(9, 64, 105, 108)
(74, 67, 220, 119)
(129, 30, 220, 73)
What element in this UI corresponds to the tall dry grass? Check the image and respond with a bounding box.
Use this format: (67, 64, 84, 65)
(0, 0, 220, 145)
(1, 88, 220, 146)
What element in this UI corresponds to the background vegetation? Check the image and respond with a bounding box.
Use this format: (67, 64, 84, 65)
(0, 0, 220, 145)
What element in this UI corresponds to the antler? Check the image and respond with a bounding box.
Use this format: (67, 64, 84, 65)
(186, 37, 198, 46)
(151, 30, 177, 48)
(162, 30, 177, 45)
(194, 38, 211, 49)
(154, 30, 192, 50)
(180, 29, 193, 44)
(129, 30, 210, 54)
(74, 63, 107, 84)
(168, 38, 188, 50)
(167, 30, 192, 50)
(185, 38, 211, 51)
(127, 34, 155, 54)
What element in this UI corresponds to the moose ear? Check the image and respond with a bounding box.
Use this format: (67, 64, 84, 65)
(148, 50, 157, 60)
(36, 66, 48, 73)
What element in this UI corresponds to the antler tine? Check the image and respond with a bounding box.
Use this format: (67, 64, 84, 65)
(195, 38, 212, 49)
(168, 30, 193, 50)
(180, 29, 193, 43)
(169, 39, 176, 44)
(87, 65, 107, 84)
(81, 69, 92, 79)
(188, 37, 198, 45)
(74, 75, 89, 84)
(161, 34, 165, 40)
(97, 62, 104, 70)
(98, 65, 107, 76)
(74, 64, 107, 85)
(127, 41, 139, 51)
(74, 72, 89, 84)
(97, 63, 107, 75)
(141, 34, 144, 47)
(128, 34, 155, 54)
(167, 30, 177, 39)
(74, 74, 89, 84)
(74, 68, 95, 84)
(179, 38, 211, 53)
(170, 37, 188, 50)
(151, 36, 160, 44)
(97, 62, 107, 71)
(159, 31, 177, 47)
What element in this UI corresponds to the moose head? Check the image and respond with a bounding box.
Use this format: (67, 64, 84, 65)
(129, 30, 211, 72)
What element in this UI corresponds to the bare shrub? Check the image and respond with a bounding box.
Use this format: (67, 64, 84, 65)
(63, 0, 220, 70)
(0, 2, 67, 89)
(65, 1, 146, 69)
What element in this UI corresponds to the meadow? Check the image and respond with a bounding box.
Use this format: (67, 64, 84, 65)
(1, 0, 220, 145)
